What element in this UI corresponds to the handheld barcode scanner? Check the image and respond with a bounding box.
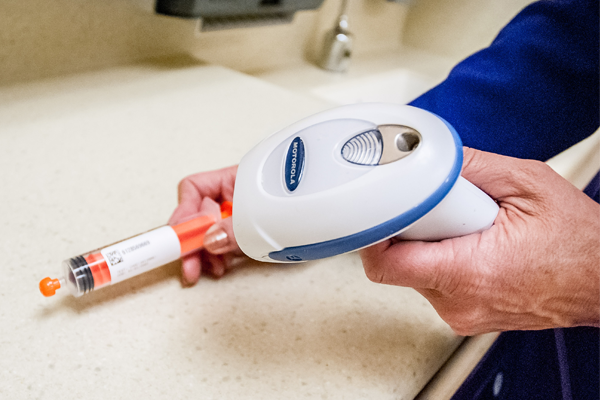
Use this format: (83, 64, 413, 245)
(40, 103, 499, 298)
(233, 103, 499, 263)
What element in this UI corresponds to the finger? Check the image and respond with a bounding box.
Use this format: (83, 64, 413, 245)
(170, 176, 207, 224)
(181, 254, 201, 286)
(169, 199, 220, 232)
(180, 166, 238, 203)
(360, 240, 440, 288)
(175, 198, 224, 285)
(169, 165, 238, 225)
(199, 196, 221, 219)
(461, 147, 547, 201)
(360, 235, 475, 291)
(169, 188, 224, 227)
(169, 194, 200, 225)
(203, 217, 241, 255)
(206, 254, 227, 278)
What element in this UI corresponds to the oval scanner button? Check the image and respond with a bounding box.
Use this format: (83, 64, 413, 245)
(341, 125, 421, 166)
(341, 129, 383, 165)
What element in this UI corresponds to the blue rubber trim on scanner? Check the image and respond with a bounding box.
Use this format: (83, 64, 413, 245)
(268, 115, 463, 262)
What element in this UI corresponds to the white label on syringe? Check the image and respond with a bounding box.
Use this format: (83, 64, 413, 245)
(101, 226, 181, 284)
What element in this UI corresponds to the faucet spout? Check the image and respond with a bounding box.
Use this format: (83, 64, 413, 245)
(318, 0, 353, 72)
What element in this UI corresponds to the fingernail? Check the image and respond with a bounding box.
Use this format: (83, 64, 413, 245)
(180, 271, 195, 287)
(204, 225, 229, 254)
(180, 257, 200, 287)
(181, 275, 192, 287)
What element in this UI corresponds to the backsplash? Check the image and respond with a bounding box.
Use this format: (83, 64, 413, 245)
(0, 0, 532, 86)
(403, 0, 534, 61)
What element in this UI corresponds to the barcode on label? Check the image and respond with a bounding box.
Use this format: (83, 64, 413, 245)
(105, 250, 123, 266)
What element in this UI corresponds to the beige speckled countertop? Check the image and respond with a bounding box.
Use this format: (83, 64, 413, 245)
(0, 57, 462, 399)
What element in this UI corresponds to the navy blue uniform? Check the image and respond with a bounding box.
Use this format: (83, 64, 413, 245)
(409, 1, 599, 398)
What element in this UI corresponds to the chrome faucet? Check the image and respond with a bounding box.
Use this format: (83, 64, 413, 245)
(318, 0, 353, 72)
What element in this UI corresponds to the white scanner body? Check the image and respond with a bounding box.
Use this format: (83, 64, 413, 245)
(233, 104, 499, 263)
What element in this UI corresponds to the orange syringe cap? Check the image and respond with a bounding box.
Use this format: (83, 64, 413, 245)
(39, 277, 61, 297)
(220, 201, 233, 219)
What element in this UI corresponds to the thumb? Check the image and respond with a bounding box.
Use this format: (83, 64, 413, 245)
(203, 217, 240, 255)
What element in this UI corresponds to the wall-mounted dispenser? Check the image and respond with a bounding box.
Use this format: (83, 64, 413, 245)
(155, 0, 325, 31)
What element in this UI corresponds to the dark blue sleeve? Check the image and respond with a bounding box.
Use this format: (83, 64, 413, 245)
(409, 0, 599, 161)
(413, 4, 600, 399)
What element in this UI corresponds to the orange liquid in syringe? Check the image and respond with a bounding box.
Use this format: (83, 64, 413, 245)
(39, 202, 233, 298)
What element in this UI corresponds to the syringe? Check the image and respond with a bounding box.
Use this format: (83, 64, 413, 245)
(39, 202, 233, 298)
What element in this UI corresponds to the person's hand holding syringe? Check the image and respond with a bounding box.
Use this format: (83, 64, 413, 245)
(167, 165, 243, 285)
(39, 166, 240, 297)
